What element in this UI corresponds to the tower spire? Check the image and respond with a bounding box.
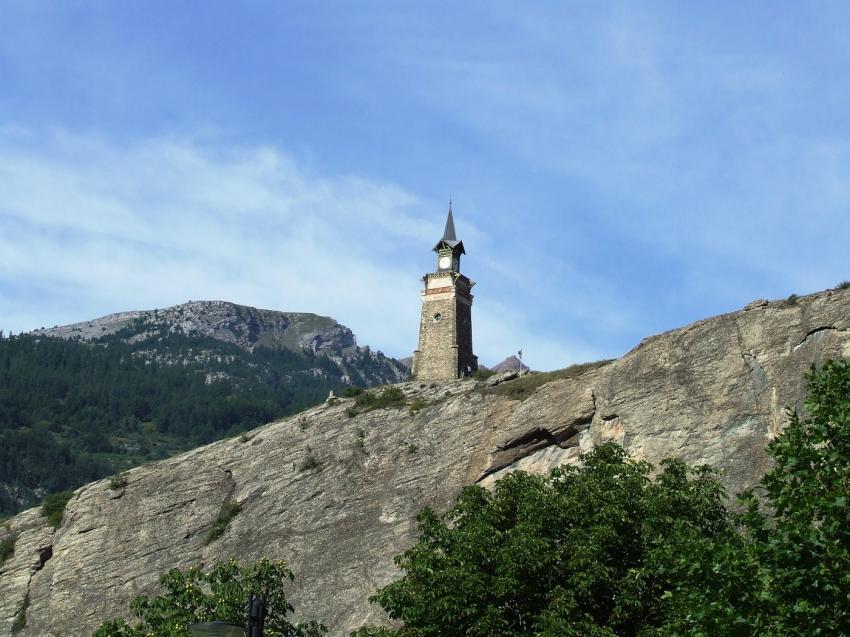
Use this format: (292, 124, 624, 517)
(443, 201, 457, 242)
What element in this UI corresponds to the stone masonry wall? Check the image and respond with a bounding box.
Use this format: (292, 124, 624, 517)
(412, 272, 476, 380)
(412, 294, 458, 380)
(455, 297, 477, 375)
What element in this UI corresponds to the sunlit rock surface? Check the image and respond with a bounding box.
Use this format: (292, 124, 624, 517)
(2, 288, 849, 636)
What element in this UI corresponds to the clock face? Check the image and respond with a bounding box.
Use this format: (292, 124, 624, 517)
(439, 256, 451, 269)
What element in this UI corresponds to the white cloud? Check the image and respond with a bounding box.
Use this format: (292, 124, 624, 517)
(0, 129, 601, 369)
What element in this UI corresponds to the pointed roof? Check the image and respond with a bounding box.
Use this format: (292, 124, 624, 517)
(433, 202, 465, 254)
(443, 205, 457, 242)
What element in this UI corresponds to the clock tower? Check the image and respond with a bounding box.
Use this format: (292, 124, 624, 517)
(411, 204, 478, 380)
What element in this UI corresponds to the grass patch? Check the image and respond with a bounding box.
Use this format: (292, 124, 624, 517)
(109, 472, 129, 491)
(356, 386, 406, 409)
(12, 593, 29, 633)
(204, 499, 241, 545)
(41, 490, 74, 529)
(471, 368, 496, 380)
(490, 359, 615, 401)
(407, 444, 419, 455)
(299, 446, 323, 472)
(354, 428, 366, 452)
(0, 532, 17, 565)
(346, 386, 407, 417)
(409, 397, 427, 413)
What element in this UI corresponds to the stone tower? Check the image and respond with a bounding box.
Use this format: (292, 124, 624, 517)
(411, 205, 478, 380)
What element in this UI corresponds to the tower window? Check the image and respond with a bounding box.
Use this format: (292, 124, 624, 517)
(433, 313, 442, 322)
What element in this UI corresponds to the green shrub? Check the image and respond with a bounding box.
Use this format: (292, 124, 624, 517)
(11, 593, 28, 633)
(41, 491, 74, 529)
(837, 280, 850, 290)
(471, 368, 495, 380)
(345, 406, 358, 418)
(343, 386, 364, 398)
(204, 499, 241, 545)
(109, 473, 128, 491)
(299, 446, 323, 472)
(238, 432, 252, 443)
(407, 444, 419, 455)
(354, 428, 366, 452)
(780, 293, 799, 307)
(0, 532, 17, 564)
(354, 387, 406, 411)
(381, 387, 405, 403)
(409, 397, 427, 412)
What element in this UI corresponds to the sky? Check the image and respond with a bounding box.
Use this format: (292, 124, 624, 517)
(1, 2, 849, 370)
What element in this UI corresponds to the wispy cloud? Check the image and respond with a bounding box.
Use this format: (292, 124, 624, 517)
(0, 129, 602, 369)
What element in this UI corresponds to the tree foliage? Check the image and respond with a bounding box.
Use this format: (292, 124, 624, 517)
(40, 490, 74, 528)
(357, 360, 850, 636)
(92, 558, 326, 637)
(661, 359, 850, 635)
(356, 443, 732, 637)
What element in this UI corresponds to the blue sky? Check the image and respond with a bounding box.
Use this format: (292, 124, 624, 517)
(1, 2, 848, 370)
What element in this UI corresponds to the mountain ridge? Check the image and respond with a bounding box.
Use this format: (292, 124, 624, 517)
(33, 300, 358, 353)
(28, 299, 408, 387)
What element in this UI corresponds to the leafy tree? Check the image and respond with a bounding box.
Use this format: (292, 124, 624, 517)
(41, 490, 74, 528)
(660, 359, 850, 635)
(356, 443, 733, 637)
(92, 558, 326, 637)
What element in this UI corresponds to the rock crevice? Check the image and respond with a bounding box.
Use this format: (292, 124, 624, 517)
(794, 325, 845, 351)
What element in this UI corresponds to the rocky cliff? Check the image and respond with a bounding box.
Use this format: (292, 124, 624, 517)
(2, 288, 849, 636)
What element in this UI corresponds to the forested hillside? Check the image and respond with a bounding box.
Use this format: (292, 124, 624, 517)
(0, 313, 404, 516)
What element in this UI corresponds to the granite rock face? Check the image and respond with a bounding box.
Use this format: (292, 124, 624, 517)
(2, 288, 849, 636)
